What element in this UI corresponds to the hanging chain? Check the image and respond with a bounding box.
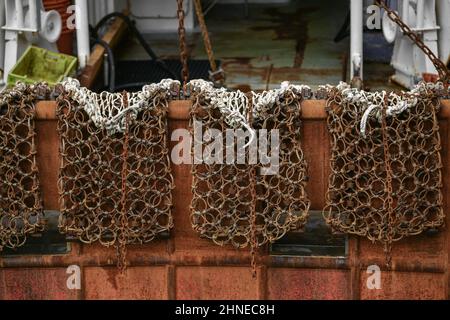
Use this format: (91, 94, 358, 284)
(192, 0, 225, 85)
(248, 94, 258, 279)
(193, 0, 216, 72)
(177, 0, 190, 93)
(375, 0, 449, 84)
(117, 91, 130, 273)
(380, 93, 394, 268)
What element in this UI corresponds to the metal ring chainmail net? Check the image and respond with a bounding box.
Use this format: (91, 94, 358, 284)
(323, 82, 445, 251)
(56, 79, 175, 268)
(0, 82, 47, 251)
(189, 80, 310, 248)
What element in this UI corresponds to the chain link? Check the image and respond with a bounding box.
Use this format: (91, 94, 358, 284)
(192, 0, 225, 86)
(177, 0, 190, 92)
(247, 94, 257, 278)
(117, 92, 130, 272)
(324, 83, 445, 265)
(380, 93, 394, 268)
(375, 0, 449, 84)
(189, 81, 310, 258)
(0, 82, 48, 251)
(57, 83, 174, 268)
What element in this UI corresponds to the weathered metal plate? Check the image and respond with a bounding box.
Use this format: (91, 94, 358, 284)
(0, 268, 78, 300)
(267, 268, 351, 300)
(360, 272, 446, 300)
(1, 100, 449, 300)
(176, 267, 259, 300)
(84, 267, 168, 299)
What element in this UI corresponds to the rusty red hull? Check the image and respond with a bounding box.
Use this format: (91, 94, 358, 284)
(1, 100, 449, 300)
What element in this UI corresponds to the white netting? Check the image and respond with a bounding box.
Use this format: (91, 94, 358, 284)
(320, 81, 445, 137)
(188, 79, 312, 147)
(61, 78, 179, 135)
(188, 79, 255, 146)
(251, 81, 311, 119)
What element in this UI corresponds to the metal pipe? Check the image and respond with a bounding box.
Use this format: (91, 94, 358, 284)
(93, 12, 178, 79)
(402, 0, 409, 25)
(95, 0, 103, 25)
(0, 0, 5, 81)
(15, 0, 24, 29)
(106, 0, 115, 15)
(436, 0, 450, 65)
(88, 0, 95, 28)
(75, 0, 90, 69)
(92, 37, 115, 92)
(350, 0, 363, 81)
(28, 0, 38, 32)
(416, 0, 424, 29)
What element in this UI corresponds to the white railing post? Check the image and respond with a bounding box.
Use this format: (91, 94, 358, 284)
(75, 0, 90, 69)
(350, 0, 364, 83)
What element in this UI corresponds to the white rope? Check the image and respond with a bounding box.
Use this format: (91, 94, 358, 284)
(62, 78, 179, 135)
(321, 81, 444, 137)
(189, 80, 311, 148)
(189, 79, 256, 148)
(251, 81, 311, 120)
(61, 78, 443, 139)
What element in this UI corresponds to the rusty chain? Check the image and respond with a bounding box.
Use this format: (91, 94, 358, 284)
(248, 95, 257, 278)
(380, 93, 394, 268)
(189, 80, 310, 256)
(117, 92, 130, 272)
(0, 82, 48, 251)
(56, 82, 174, 269)
(177, 0, 190, 93)
(324, 83, 445, 264)
(192, 0, 225, 86)
(375, 0, 449, 84)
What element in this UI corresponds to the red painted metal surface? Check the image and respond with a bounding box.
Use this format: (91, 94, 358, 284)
(360, 272, 447, 300)
(84, 267, 168, 300)
(176, 267, 259, 300)
(0, 268, 79, 300)
(0, 100, 449, 300)
(267, 269, 351, 300)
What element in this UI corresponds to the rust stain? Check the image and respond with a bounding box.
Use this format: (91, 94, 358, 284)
(0, 268, 78, 300)
(104, 267, 119, 290)
(268, 269, 351, 300)
(360, 271, 446, 300)
(251, 6, 318, 68)
(2, 102, 450, 300)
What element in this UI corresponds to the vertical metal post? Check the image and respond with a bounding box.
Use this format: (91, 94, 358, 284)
(350, 0, 363, 82)
(402, 0, 409, 25)
(0, 0, 5, 84)
(94, 0, 102, 24)
(106, 0, 115, 15)
(28, 0, 39, 32)
(416, 0, 424, 29)
(75, 0, 90, 69)
(15, 0, 24, 29)
(437, 0, 450, 65)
